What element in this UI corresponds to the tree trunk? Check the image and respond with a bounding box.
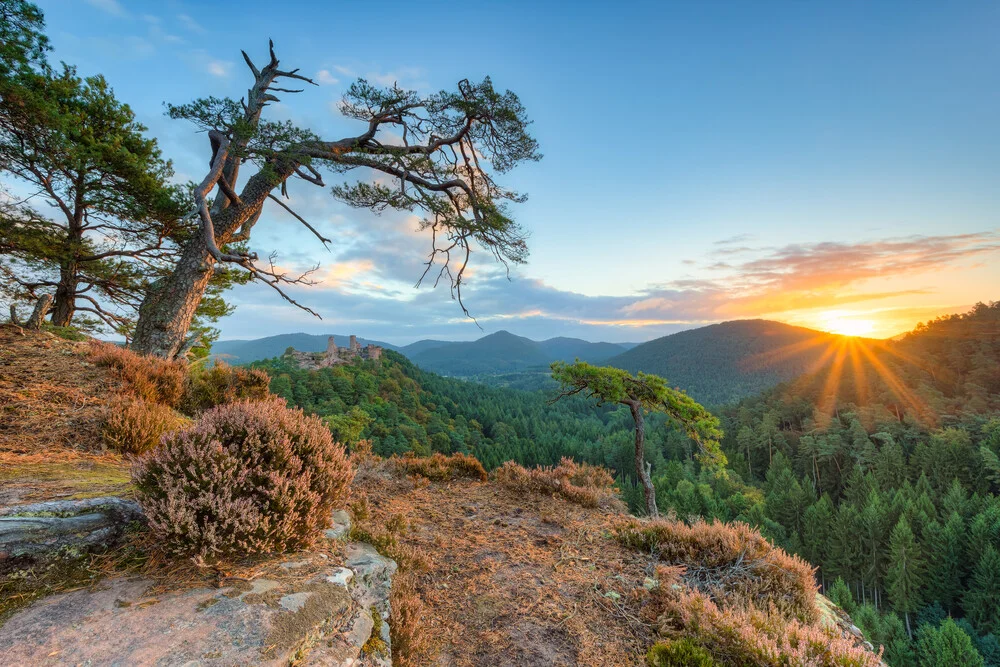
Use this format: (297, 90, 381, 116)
(49, 262, 77, 327)
(627, 400, 657, 518)
(131, 235, 216, 358)
(26, 294, 53, 329)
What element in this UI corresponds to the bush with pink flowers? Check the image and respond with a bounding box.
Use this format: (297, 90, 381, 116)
(132, 398, 353, 560)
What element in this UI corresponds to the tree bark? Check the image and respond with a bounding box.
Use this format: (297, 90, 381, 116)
(26, 294, 53, 329)
(627, 400, 657, 518)
(49, 261, 77, 327)
(131, 234, 216, 359)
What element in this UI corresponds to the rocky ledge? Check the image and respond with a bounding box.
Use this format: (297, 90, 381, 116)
(0, 496, 142, 573)
(0, 509, 396, 666)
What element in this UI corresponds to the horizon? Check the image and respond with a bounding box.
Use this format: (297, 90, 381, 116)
(215, 315, 928, 348)
(15, 0, 1000, 343)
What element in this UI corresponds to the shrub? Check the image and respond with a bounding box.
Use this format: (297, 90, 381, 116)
(392, 452, 487, 482)
(182, 361, 271, 414)
(101, 396, 189, 455)
(132, 398, 353, 560)
(89, 341, 186, 408)
(615, 518, 818, 623)
(390, 571, 433, 666)
(648, 566, 882, 667)
(493, 457, 620, 508)
(647, 639, 717, 666)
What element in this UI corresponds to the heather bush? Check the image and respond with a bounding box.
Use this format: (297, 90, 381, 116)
(101, 396, 189, 455)
(615, 517, 818, 623)
(389, 571, 432, 667)
(493, 457, 620, 508)
(648, 566, 882, 667)
(182, 361, 271, 414)
(393, 452, 487, 482)
(132, 398, 353, 560)
(89, 341, 186, 408)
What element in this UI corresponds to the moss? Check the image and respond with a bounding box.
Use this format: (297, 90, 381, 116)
(646, 639, 717, 666)
(362, 606, 388, 658)
(0, 547, 101, 626)
(196, 597, 221, 611)
(40, 324, 88, 341)
(0, 461, 133, 501)
(262, 582, 350, 658)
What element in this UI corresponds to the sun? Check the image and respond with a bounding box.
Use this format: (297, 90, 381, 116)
(820, 311, 875, 337)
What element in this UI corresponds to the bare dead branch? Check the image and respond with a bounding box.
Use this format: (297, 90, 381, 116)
(266, 194, 331, 247)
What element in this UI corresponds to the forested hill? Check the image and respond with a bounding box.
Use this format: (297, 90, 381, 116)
(607, 319, 863, 406)
(403, 330, 628, 376)
(252, 347, 677, 475)
(715, 302, 1000, 665)
(211, 333, 397, 364)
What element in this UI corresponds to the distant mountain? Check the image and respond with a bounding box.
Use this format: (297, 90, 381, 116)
(399, 339, 455, 356)
(405, 330, 629, 377)
(607, 319, 859, 406)
(212, 333, 397, 364)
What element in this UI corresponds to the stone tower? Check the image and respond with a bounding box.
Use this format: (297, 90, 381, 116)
(350, 335, 360, 353)
(326, 336, 338, 359)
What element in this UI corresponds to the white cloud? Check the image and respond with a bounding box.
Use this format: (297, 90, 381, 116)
(177, 13, 206, 33)
(207, 60, 233, 77)
(316, 70, 339, 85)
(85, 0, 127, 16)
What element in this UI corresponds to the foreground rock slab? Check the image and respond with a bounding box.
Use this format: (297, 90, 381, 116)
(0, 510, 394, 666)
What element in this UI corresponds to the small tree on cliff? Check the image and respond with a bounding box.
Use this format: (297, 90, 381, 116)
(550, 361, 725, 517)
(131, 41, 540, 358)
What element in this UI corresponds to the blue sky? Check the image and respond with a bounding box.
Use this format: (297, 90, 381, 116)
(25, 0, 1000, 343)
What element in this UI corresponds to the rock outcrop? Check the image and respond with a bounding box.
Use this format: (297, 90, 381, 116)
(0, 509, 396, 666)
(0, 496, 142, 573)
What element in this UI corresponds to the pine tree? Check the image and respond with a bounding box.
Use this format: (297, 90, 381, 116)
(826, 576, 855, 613)
(922, 513, 964, 613)
(886, 516, 926, 637)
(964, 545, 1000, 635)
(916, 619, 984, 667)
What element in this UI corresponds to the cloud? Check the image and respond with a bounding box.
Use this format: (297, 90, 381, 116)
(316, 70, 339, 85)
(176, 13, 206, 33)
(85, 0, 127, 16)
(217, 191, 1000, 344)
(206, 60, 233, 77)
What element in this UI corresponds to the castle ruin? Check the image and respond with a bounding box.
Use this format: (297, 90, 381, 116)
(285, 335, 382, 369)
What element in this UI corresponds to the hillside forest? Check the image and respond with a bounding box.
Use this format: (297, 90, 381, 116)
(254, 302, 1000, 666)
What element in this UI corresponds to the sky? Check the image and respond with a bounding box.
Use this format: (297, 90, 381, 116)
(23, 0, 1000, 344)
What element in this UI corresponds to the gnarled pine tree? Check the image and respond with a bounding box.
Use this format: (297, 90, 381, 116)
(132, 41, 540, 358)
(550, 360, 725, 517)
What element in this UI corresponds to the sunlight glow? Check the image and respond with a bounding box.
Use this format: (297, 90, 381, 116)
(819, 311, 876, 337)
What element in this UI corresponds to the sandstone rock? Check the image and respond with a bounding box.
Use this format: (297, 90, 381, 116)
(325, 509, 352, 540)
(0, 508, 396, 666)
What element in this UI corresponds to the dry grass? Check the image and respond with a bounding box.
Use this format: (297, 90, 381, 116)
(493, 457, 622, 509)
(0, 327, 112, 456)
(391, 452, 488, 482)
(614, 517, 819, 623)
(646, 566, 882, 666)
(354, 471, 650, 666)
(88, 340, 186, 408)
(101, 396, 190, 455)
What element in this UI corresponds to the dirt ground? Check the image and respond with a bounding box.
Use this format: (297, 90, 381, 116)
(359, 474, 656, 666)
(0, 326, 130, 505)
